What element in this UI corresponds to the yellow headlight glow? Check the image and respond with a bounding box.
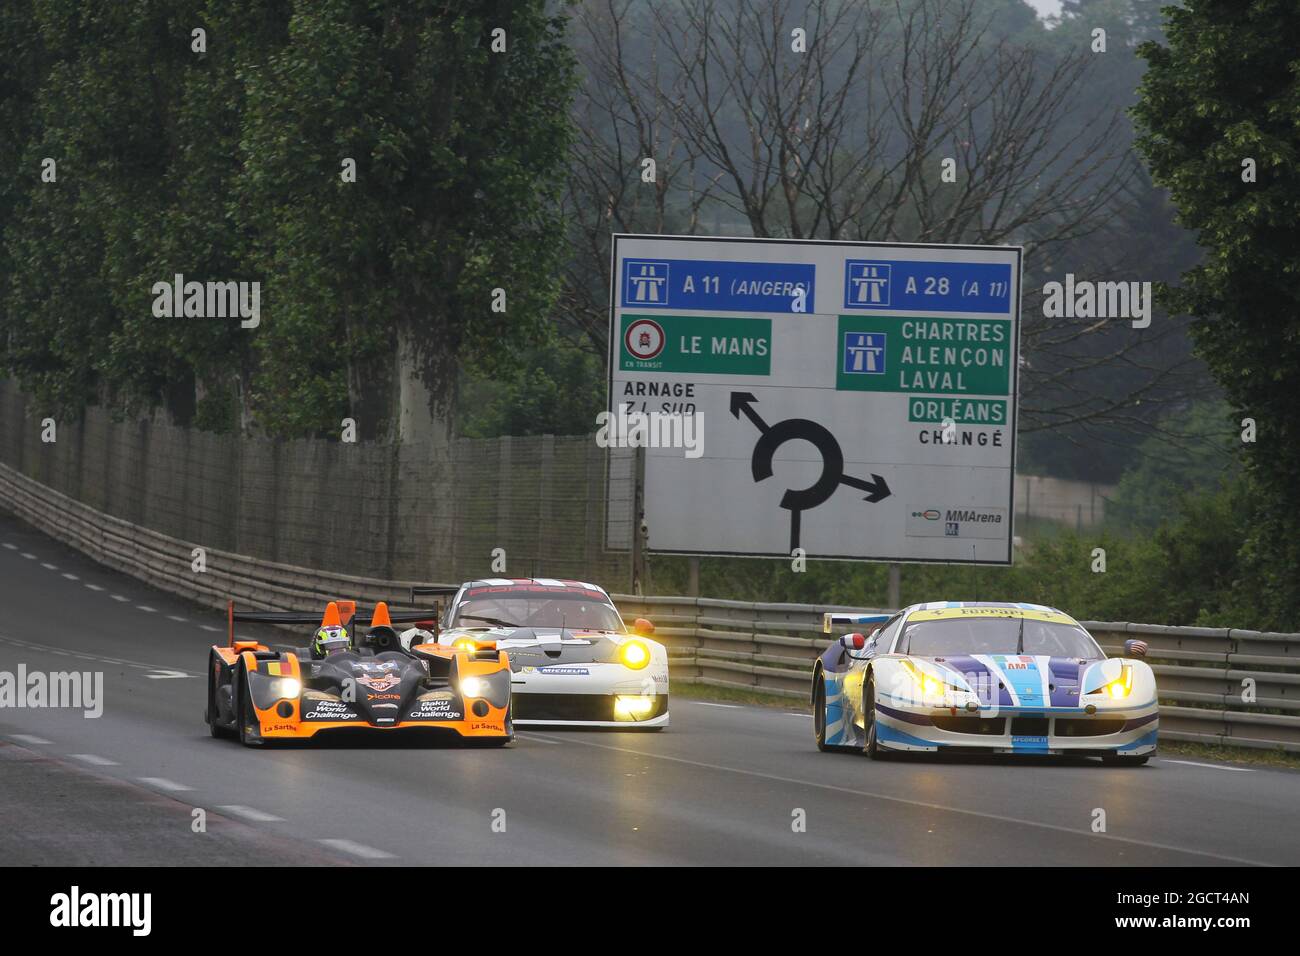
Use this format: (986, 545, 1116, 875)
(453, 638, 478, 653)
(460, 676, 487, 698)
(272, 678, 301, 699)
(619, 640, 650, 670)
(614, 695, 655, 718)
(1105, 664, 1133, 699)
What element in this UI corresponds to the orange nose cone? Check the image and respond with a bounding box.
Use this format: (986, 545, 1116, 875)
(371, 601, 392, 628)
(321, 601, 342, 627)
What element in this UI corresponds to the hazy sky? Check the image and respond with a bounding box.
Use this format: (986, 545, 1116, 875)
(1024, 0, 1063, 18)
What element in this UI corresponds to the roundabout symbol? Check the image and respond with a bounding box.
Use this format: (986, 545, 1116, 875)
(730, 392, 890, 552)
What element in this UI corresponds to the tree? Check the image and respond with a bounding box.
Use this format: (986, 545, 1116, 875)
(1133, 0, 1300, 627)
(560, 0, 1200, 459)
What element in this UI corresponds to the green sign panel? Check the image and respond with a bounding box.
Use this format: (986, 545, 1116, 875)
(836, 315, 1011, 396)
(620, 314, 771, 375)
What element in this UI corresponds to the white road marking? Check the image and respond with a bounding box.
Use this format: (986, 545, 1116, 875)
(551, 736, 1274, 866)
(319, 839, 395, 860)
(70, 754, 118, 766)
(1, 543, 16, 549)
(41, 562, 58, 570)
(84, 583, 105, 591)
(62, 573, 79, 581)
(517, 732, 563, 745)
(0, 634, 202, 677)
(145, 670, 192, 680)
(21, 552, 36, 559)
(692, 701, 740, 709)
(1162, 759, 1255, 773)
(785, 713, 811, 718)
(218, 805, 285, 823)
(167, 615, 187, 622)
(138, 777, 193, 792)
(111, 594, 129, 602)
(9, 734, 52, 745)
(199, 625, 220, 632)
(136, 605, 157, 613)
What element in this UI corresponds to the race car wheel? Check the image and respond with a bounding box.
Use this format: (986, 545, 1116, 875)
(1101, 753, 1149, 767)
(863, 674, 882, 760)
(207, 653, 235, 739)
(814, 672, 830, 752)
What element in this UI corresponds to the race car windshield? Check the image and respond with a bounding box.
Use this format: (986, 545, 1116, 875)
(454, 592, 623, 632)
(900, 617, 1102, 659)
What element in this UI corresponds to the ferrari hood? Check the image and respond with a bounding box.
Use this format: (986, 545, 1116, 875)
(927, 654, 1099, 708)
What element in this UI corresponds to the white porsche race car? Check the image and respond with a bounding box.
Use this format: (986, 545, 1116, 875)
(403, 578, 669, 729)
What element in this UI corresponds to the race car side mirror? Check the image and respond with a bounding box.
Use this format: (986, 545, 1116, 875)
(840, 633, 866, 650)
(1123, 639, 1148, 659)
(632, 617, 655, 636)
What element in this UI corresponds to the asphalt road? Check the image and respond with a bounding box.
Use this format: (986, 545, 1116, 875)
(1, 511, 1296, 866)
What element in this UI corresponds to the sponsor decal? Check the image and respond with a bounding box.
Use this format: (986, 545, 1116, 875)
(356, 673, 401, 692)
(536, 666, 590, 676)
(303, 699, 358, 721)
(906, 505, 1007, 540)
(407, 696, 462, 721)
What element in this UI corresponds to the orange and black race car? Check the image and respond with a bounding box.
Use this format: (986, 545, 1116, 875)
(205, 599, 513, 746)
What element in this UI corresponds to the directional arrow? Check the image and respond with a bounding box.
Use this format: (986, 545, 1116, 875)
(729, 391, 768, 433)
(730, 391, 892, 551)
(839, 471, 891, 503)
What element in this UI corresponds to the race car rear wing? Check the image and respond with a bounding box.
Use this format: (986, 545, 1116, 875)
(822, 612, 891, 635)
(226, 601, 442, 646)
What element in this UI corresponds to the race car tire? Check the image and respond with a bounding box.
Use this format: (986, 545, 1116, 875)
(813, 671, 830, 751)
(1101, 753, 1149, 767)
(207, 652, 235, 739)
(863, 673, 883, 760)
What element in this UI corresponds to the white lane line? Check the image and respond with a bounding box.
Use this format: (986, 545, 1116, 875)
(785, 712, 811, 718)
(70, 754, 119, 766)
(110, 594, 130, 602)
(199, 625, 220, 632)
(138, 777, 193, 792)
(20, 552, 36, 559)
(551, 736, 1275, 867)
(517, 732, 563, 745)
(84, 583, 105, 591)
(2, 543, 16, 550)
(136, 605, 157, 613)
(9, 734, 52, 745)
(218, 805, 285, 823)
(41, 562, 58, 570)
(167, 615, 188, 622)
(692, 701, 740, 709)
(319, 839, 395, 860)
(61, 573, 79, 581)
(1162, 759, 1255, 773)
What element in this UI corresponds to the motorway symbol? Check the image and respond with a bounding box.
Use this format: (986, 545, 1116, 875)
(730, 392, 890, 552)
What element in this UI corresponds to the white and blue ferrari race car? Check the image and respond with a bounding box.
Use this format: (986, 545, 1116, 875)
(813, 602, 1157, 765)
(403, 578, 669, 729)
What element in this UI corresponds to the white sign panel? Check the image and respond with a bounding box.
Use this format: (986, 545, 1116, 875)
(607, 234, 1022, 564)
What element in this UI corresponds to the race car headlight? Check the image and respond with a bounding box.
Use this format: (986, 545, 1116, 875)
(904, 661, 963, 700)
(1088, 664, 1133, 700)
(614, 695, 655, 719)
(619, 640, 651, 670)
(453, 638, 478, 653)
(270, 678, 301, 699)
(459, 676, 487, 698)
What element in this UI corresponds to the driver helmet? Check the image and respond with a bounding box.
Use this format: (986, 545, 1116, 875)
(313, 624, 349, 657)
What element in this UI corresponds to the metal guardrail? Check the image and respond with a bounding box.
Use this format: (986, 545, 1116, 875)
(4, 459, 1298, 753)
